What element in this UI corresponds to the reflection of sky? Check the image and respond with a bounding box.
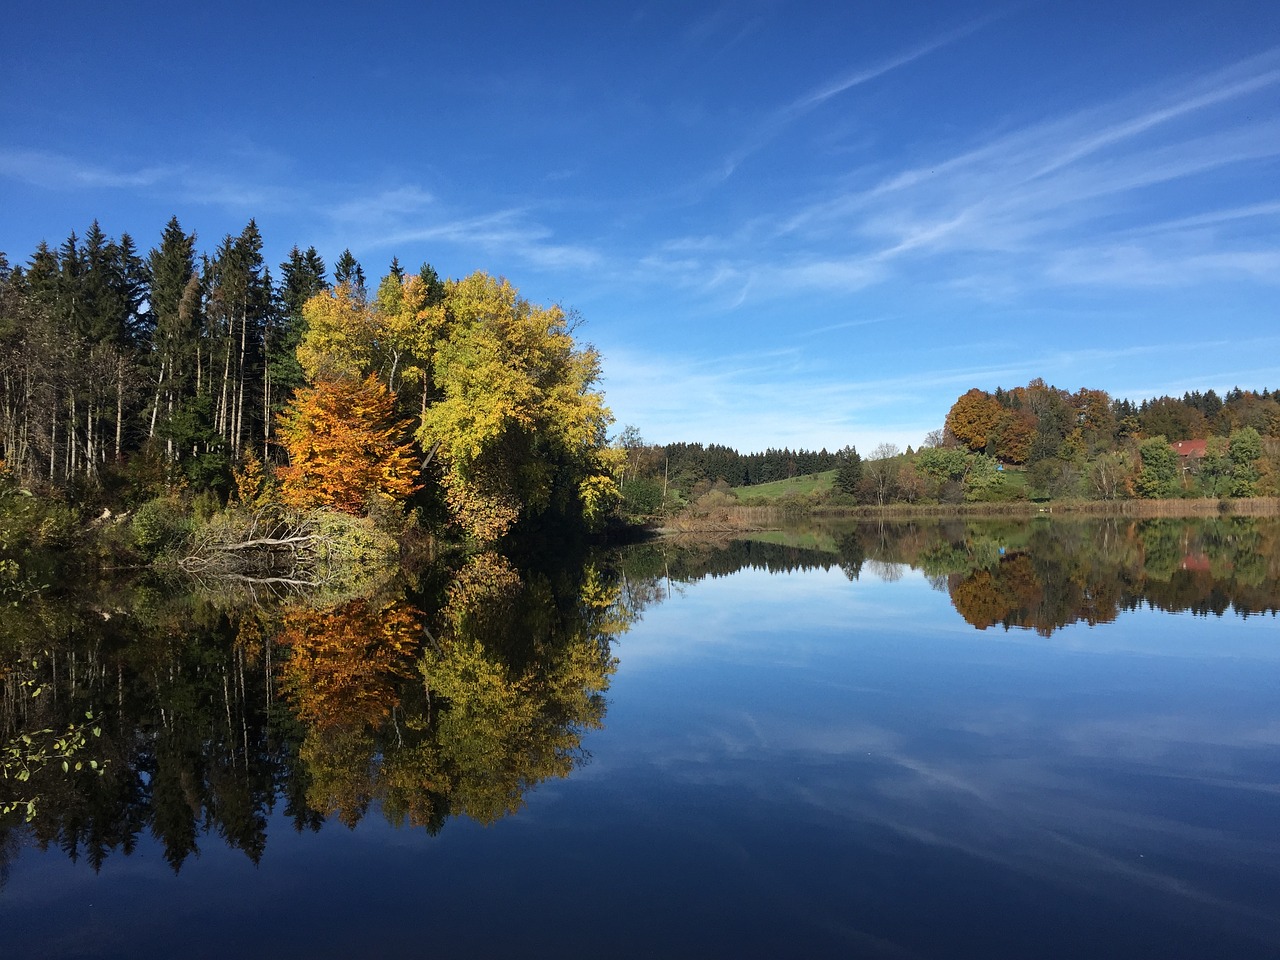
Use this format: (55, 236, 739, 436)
(5, 565, 1279, 958)
(588, 565, 1280, 956)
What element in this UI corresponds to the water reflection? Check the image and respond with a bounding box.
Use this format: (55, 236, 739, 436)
(1, 549, 628, 873)
(3, 518, 1278, 872)
(630, 516, 1280, 635)
(3, 517, 1279, 957)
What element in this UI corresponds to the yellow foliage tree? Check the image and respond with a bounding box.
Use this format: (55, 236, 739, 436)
(417, 272, 619, 540)
(291, 269, 619, 539)
(296, 283, 377, 383)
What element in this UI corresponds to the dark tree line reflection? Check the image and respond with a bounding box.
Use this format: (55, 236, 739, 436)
(630, 518, 1280, 635)
(1, 548, 631, 875)
(4, 517, 1278, 875)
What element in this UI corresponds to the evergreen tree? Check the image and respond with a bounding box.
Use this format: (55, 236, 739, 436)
(835, 445, 862, 495)
(334, 248, 365, 291)
(271, 246, 329, 437)
(418, 263, 446, 305)
(147, 217, 200, 458)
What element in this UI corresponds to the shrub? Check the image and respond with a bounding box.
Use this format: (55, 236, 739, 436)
(130, 496, 192, 557)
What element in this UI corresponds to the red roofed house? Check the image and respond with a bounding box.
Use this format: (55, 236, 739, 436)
(1171, 439, 1209, 486)
(1170, 439, 1208, 462)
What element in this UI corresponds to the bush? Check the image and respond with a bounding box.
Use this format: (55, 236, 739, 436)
(620, 477, 664, 516)
(130, 496, 192, 557)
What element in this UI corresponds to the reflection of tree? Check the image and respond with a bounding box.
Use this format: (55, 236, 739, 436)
(950, 554, 1068, 634)
(616, 518, 1280, 637)
(0, 585, 280, 873)
(280, 598, 421, 731)
(8, 518, 1280, 874)
(272, 551, 624, 831)
(941, 518, 1280, 634)
(277, 597, 422, 825)
(404, 552, 620, 826)
(1, 544, 632, 870)
(866, 559, 905, 583)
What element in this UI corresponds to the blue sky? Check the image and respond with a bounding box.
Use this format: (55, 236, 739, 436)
(2, 1, 1278, 452)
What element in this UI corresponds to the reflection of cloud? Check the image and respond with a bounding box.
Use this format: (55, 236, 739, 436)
(600, 559, 1280, 948)
(611, 691, 1280, 945)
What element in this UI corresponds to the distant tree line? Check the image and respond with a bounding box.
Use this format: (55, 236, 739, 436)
(613, 376, 1280, 515)
(942, 378, 1279, 501)
(612, 430, 853, 512)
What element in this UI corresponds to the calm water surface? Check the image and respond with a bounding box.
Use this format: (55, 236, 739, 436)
(3, 518, 1279, 958)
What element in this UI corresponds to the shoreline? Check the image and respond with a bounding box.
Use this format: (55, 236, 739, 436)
(654, 496, 1280, 534)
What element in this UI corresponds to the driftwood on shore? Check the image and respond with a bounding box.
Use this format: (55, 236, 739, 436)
(175, 505, 393, 586)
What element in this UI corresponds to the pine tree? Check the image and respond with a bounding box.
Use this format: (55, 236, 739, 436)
(333, 248, 365, 292)
(147, 217, 200, 458)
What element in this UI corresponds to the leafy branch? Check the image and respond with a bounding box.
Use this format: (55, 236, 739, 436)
(1, 662, 107, 822)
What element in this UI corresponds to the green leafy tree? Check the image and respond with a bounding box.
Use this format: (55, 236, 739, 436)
(1197, 437, 1233, 498)
(1137, 437, 1179, 498)
(1229, 427, 1263, 497)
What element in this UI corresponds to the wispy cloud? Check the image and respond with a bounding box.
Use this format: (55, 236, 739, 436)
(372, 208, 602, 272)
(0, 144, 600, 275)
(631, 45, 1280, 318)
(0, 146, 308, 215)
(714, 18, 993, 183)
(0, 149, 178, 190)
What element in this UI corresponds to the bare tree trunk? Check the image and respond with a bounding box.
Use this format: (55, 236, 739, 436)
(234, 306, 247, 458)
(149, 357, 166, 440)
(67, 395, 76, 478)
(115, 359, 124, 458)
(49, 395, 57, 482)
(217, 337, 232, 442)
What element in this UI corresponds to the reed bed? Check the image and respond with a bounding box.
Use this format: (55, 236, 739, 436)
(661, 496, 1280, 532)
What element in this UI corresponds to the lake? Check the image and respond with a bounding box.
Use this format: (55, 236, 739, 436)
(3, 517, 1279, 958)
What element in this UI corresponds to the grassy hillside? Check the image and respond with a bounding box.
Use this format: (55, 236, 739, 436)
(731, 469, 837, 501)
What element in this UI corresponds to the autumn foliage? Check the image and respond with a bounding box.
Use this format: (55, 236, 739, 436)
(275, 373, 420, 515)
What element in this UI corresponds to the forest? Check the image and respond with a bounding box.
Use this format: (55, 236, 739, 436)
(0, 218, 621, 563)
(613, 379, 1280, 510)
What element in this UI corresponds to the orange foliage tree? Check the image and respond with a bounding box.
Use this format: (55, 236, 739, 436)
(946, 388, 1004, 454)
(275, 373, 421, 515)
